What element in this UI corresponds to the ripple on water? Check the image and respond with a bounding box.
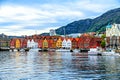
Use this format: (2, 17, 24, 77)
(0, 52, 120, 80)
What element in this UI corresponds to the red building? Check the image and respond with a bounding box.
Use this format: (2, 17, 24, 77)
(22, 38, 27, 48)
(9, 34, 102, 50)
(38, 39, 42, 48)
(10, 38, 16, 49)
(78, 34, 102, 49)
(78, 35, 86, 49)
(38, 36, 44, 48)
(72, 38, 79, 49)
(89, 37, 101, 48)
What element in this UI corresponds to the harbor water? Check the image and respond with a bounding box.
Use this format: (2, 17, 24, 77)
(0, 51, 120, 80)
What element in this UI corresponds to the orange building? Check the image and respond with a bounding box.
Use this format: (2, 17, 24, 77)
(56, 37, 62, 48)
(50, 36, 59, 49)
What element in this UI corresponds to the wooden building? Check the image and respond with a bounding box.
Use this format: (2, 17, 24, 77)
(56, 37, 62, 49)
(15, 39, 21, 49)
(42, 38, 48, 49)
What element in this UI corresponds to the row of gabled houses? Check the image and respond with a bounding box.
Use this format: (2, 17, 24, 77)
(9, 33, 102, 50)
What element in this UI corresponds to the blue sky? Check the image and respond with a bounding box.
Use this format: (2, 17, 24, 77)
(0, 0, 120, 36)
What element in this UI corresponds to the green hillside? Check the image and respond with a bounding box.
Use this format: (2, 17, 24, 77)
(56, 8, 120, 35)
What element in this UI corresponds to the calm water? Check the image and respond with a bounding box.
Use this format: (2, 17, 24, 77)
(0, 51, 120, 80)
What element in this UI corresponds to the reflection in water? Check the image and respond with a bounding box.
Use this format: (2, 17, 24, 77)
(0, 51, 120, 80)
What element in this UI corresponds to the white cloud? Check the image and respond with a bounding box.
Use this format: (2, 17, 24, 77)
(0, 4, 85, 32)
(0, 0, 120, 36)
(3, 25, 24, 30)
(67, 0, 120, 13)
(0, 26, 59, 36)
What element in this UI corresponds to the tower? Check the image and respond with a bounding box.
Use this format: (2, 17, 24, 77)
(49, 29, 56, 36)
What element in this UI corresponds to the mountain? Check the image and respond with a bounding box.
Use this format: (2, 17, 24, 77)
(40, 33, 50, 36)
(55, 8, 120, 35)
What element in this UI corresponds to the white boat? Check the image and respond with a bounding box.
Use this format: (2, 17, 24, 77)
(29, 48, 41, 52)
(73, 49, 79, 53)
(88, 48, 101, 55)
(20, 49, 24, 52)
(13, 49, 18, 52)
(102, 49, 120, 56)
(56, 49, 70, 52)
(48, 49, 55, 52)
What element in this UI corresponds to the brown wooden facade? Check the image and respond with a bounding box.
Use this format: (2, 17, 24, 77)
(10, 34, 102, 49)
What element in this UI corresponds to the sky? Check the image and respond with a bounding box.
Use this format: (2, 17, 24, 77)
(0, 0, 120, 36)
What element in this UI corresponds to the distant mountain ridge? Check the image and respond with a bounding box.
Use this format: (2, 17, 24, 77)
(55, 8, 120, 35)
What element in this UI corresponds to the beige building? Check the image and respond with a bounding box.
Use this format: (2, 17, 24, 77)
(106, 23, 120, 37)
(106, 23, 120, 49)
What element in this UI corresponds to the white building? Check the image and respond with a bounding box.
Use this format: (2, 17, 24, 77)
(27, 39, 38, 48)
(66, 39, 72, 49)
(106, 23, 120, 49)
(49, 29, 56, 36)
(27, 40, 31, 48)
(106, 23, 120, 37)
(62, 38, 72, 49)
(62, 39, 67, 48)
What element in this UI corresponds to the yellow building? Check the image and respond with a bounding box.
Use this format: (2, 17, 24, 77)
(42, 39, 48, 49)
(56, 37, 62, 48)
(15, 39, 21, 48)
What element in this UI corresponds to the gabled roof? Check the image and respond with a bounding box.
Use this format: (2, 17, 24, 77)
(69, 38, 73, 41)
(81, 33, 91, 37)
(75, 38, 79, 41)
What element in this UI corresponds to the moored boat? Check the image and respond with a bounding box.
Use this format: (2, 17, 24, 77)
(24, 48, 30, 52)
(56, 49, 70, 52)
(0, 47, 10, 51)
(72, 49, 80, 53)
(102, 49, 120, 56)
(29, 48, 40, 52)
(88, 48, 101, 55)
(48, 49, 56, 52)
